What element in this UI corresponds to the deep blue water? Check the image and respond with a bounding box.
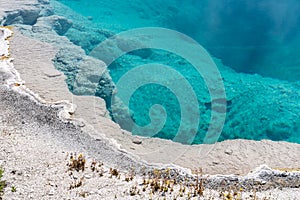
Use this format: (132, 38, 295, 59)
(56, 0, 300, 81)
(52, 0, 300, 144)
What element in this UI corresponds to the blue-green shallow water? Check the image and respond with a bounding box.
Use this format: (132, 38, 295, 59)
(52, 0, 300, 144)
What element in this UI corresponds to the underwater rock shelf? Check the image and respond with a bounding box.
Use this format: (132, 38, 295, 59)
(50, 0, 300, 144)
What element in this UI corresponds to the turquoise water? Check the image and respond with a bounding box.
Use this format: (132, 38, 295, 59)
(52, 0, 300, 144)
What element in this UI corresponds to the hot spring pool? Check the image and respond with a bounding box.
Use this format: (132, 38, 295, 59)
(51, 0, 300, 144)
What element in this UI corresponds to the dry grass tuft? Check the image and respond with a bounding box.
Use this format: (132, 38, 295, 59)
(68, 153, 86, 172)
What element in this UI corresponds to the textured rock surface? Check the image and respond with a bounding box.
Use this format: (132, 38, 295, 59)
(0, 0, 44, 25)
(32, 15, 72, 35)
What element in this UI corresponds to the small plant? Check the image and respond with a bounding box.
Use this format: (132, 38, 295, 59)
(124, 177, 131, 182)
(90, 160, 97, 172)
(125, 168, 135, 182)
(0, 168, 6, 197)
(193, 168, 204, 197)
(129, 185, 139, 196)
(90, 160, 104, 177)
(69, 177, 84, 190)
(79, 191, 88, 197)
(68, 153, 86, 172)
(110, 168, 119, 178)
(11, 186, 16, 192)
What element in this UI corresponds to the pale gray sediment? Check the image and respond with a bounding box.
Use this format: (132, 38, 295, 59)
(0, 85, 146, 172)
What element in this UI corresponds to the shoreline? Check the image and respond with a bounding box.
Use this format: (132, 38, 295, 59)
(0, 0, 299, 176)
(10, 26, 300, 175)
(1, 28, 300, 199)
